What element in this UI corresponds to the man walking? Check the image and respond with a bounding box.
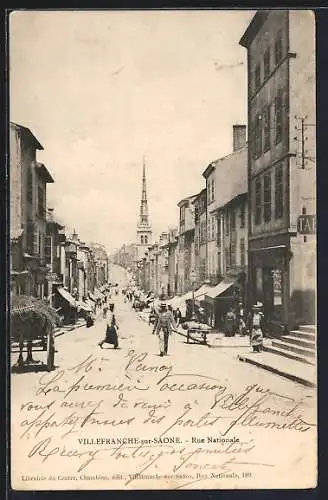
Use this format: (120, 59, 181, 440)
(152, 301, 177, 356)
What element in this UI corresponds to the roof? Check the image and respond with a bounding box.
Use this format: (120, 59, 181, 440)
(213, 192, 248, 213)
(35, 162, 54, 183)
(239, 10, 269, 48)
(202, 163, 215, 179)
(10, 122, 44, 150)
(177, 194, 198, 208)
(192, 188, 207, 204)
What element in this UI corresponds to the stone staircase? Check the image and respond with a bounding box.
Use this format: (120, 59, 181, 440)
(264, 325, 316, 365)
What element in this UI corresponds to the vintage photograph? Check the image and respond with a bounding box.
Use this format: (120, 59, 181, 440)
(9, 9, 316, 490)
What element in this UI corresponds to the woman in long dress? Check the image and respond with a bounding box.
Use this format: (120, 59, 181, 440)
(247, 302, 265, 352)
(98, 303, 119, 349)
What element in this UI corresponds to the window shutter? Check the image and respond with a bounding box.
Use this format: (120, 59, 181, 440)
(33, 224, 39, 255)
(45, 235, 52, 264)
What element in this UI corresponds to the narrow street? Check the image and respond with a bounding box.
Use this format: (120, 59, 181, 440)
(11, 285, 316, 490)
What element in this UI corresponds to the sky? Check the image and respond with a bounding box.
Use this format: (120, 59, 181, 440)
(10, 9, 254, 255)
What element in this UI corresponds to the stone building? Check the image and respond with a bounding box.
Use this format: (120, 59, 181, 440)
(240, 10, 316, 332)
(10, 122, 54, 298)
(177, 195, 197, 294)
(192, 188, 207, 288)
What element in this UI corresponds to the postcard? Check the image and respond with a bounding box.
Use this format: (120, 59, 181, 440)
(9, 9, 317, 490)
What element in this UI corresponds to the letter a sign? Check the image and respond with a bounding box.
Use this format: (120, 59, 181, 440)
(297, 215, 316, 234)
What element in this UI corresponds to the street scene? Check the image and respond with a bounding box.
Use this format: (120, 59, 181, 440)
(9, 9, 316, 491)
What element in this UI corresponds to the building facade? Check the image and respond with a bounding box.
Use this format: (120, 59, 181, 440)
(240, 10, 316, 332)
(177, 195, 196, 294)
(167, 228, 178, 298)
(192, 188, 207, 288)
(10, 122, 54, 298)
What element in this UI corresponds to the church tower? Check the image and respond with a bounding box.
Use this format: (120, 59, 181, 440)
(136, 158, 152, 260)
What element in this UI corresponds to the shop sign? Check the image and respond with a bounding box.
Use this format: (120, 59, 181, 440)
(297, 215, 316, 234)
(46, 273, 58, 281)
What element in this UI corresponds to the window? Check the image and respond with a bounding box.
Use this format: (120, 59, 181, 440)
(231, 210, 236, 231)
(225, 246, 230, 267)
(240, 238, 245, 266)
(144, 235, 148, 245)
(275, 89, 283, 144)
(141, 236, 144, 244)
(211, 216, 215, 240)
(207, 182, 211, 204)
(27, 167, 33, 204)
(217, 215, 222, 246)
(211, 179, 215, 202)
(230, 241, 236, 266)
(275, 164, 284, 219)
(225, 213, 229, 236)
(254, 113, 262, 158)
(180, 206, 185, 222)
(274, 31, 283, 65)
(255, 64, 261, 89)
(263, 105, 271, 152)
(207, 220, 211, 240)
(45, 235, 52, 265)
(38, 186, 45, 217)
(240, 204, 245, 228)
(263, 173, 272, 223)
(264, 48, 270, 80)
(194, 206, 199, 223)
(255, 180, 262, 225)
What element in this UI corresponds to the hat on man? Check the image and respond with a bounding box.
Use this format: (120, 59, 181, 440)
(253, 301, 263, 310)
(160, 301, 167, 309)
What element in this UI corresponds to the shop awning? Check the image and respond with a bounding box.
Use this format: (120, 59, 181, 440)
(78, 301, 93, 312)
(57, 287, 77, 307)
(205, 280, 235, 299)
(194, 284, 211, 301)
(88, 292, 96, 302)
(94, 288, 105, 299)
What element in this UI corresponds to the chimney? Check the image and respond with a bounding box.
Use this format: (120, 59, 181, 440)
(72, 229, 79, 242)
(47, 208, 54, 222)
(233, 125, 247, 152)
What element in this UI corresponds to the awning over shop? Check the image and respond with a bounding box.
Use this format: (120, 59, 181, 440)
(193, 284, 211, 301)
(57, 287, 77, 307)
(205, 280, 235, 299)
(88, 292, 96, 302)
(94, 288, 104, 300)
(78, 301, 93, 312)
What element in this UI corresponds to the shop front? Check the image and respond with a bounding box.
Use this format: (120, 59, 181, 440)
(249, 235, 291, 335)
(204, 280, 235, 328)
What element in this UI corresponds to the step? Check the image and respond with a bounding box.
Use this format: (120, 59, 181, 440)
(281, 335, 316, 350)
(290, 330, 316, 342)
(298, 325, 316, 334)
(238, 352, 316, 387)
(271, 340, 316, 358)
(263, 345, 315, 365)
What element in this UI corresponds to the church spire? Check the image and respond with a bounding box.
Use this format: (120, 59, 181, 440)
(136, 156, 152, 256)
(139, 156, 149, 226)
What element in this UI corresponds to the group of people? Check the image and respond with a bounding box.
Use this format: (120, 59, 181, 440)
(96, 284, 266, 356)
(225, 301, 266, 352)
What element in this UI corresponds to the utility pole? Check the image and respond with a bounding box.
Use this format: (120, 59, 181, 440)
(293, 115, 316, 169)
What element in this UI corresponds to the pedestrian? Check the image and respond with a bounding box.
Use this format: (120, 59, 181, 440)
(225, 307, 236, 337)
(86, 311, 94, 328)
(237, 301, 246, 336)
(152, 301, 177, 356)
(175, 307, 182, 327)
(247, 301, 265, 352)
(98, 303, 119, 349)
(103, 304, 108, 319)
